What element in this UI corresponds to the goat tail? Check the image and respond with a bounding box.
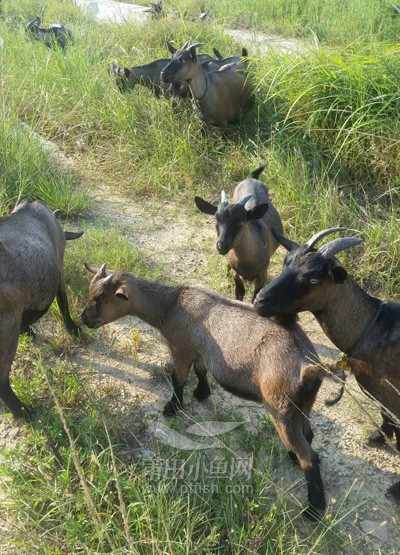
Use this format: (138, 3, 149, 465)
(65, 230, 84, 241)
(213, 47, 223, 60)
(301, 362, 346, 406)
(250, 163, 267, 180)
(242, 47, 249, 57)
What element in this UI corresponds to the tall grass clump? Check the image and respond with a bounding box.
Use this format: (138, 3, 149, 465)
(170, 0, 400, 44)
(254, 43, 400, 190)
(0, 109, 89, 215)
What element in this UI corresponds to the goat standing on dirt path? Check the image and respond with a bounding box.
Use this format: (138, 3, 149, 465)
(195, 164, 282, 301)
(26, 17, 73, 50)
(254, 227, 400, 503)
(0, 201, 82, 419)
(161, 41, 254, 125)
(82, 262, 344, 519)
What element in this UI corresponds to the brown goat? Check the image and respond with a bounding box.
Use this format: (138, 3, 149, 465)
(195, 164, 282, 301)
(254, 227, 400, 503)
(161, 41, 254, 125)
(82, 263, 344, 519)
(0, 201, 82, 419)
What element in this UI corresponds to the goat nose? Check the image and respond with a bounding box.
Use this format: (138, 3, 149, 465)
(216, 240, 229, 255)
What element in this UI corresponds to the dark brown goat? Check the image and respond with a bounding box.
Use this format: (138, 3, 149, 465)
(110, 49, 222, 98)
(82, 263, 344, 519)
(195, 164, 282, 301)
(161, 41, 254, 125)
(254, 227, 400, 503)
(0, 201, 82, 419)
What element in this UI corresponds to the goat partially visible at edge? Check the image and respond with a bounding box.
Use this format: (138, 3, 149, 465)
(82, 262, 344, 519)
(161, 41, 254, 125)
(254, 227, 400, 503)
(0, 201, 82, 419)
(26, 17, 73, 50)
(195, 164, 283, 301)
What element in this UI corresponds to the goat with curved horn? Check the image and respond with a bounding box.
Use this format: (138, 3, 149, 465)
(319, 237, 364, 258)
(306, 227, 347, 250)
(254, 227, 400, 506)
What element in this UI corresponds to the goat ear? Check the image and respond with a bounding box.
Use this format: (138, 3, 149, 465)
(115, 284, 129, 301)
(329, 264, 347, 284)
(271, 228, 299, 252)
(167, 42, 176, 55)
(123, 68, 131, 78)
(246, 203, 269, 221)
(189, 45, 198, 62)
(194, 196, 217, 215)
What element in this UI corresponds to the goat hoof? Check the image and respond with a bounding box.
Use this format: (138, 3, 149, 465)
(68, 324, 82, 338)
(193, 386, 211, 401)
(303, 504, 324, 521)
(163, 401, 180, 417)
(367, 429, 387, 447)
(386, 483, 400, 504)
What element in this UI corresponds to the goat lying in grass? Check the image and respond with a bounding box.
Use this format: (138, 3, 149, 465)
(82, 263, 344, 519)
(161, 41, 254, 125)
(26, 17, 73, 50)
(110, 48, 222, 98)
(195, 164, 282, 301)
(254, 227, 400, 504)
(0, 201, 82, 419)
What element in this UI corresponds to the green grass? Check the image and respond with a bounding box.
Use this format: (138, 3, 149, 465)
(1, 0, 400, 553)
(169, 0, 400, 44)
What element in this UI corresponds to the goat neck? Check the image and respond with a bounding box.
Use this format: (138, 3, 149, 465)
(187, 63, 208, 103)
(122, 276, 182, 329)
(228, 223, 265, 267)
(312, 277, 382, 357)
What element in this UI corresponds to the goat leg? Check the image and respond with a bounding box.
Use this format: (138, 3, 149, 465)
(232, 271, 245, 301)
(367, 410, 396, 448)
(163, 359, 192, 416)
(387, 481, 400, 504)
(273, 417, 326, 520)
(193, 365, 211, 401)
(56, 287, 81, 337)
(0, 325, 30, 419)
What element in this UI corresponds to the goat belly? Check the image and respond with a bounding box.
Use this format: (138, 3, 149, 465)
(215, 375, 262, 402)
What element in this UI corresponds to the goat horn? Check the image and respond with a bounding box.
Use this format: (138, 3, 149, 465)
(189, 42, 202, 50)
(103, 274, 113, 285)
(271, 228, 299, 252)
(182, 40, 190, 49)
(319, 237, 364, 258)
(306, 227, 347, 250)
(221, 190, 228, 203)
(98, 263, 107, 276)
(237, 194, 252, 207)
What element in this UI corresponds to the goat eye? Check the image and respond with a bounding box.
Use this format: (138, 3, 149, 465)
(309, 278, 319, 285)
